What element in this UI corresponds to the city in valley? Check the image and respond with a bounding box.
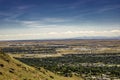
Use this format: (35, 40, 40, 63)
(0, 39, 120, 80)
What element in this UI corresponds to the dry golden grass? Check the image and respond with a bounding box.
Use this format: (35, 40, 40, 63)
(0, 52, 83, 80)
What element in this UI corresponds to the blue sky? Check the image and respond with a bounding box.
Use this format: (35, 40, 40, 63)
(0, 0, 120, 40)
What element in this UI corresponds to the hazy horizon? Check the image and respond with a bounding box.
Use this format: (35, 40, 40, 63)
(0, 0, 120, 40)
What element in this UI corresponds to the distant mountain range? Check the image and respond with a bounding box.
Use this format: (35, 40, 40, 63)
(1, 36, 120, 42)
(73, 36, 120, 40)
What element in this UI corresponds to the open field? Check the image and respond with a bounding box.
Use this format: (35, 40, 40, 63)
(1, 39, 120, 56)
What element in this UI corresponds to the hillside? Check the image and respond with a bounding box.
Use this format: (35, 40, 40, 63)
(0, 52, 83, 80)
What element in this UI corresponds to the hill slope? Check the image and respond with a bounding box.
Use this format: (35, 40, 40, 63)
(0, 52, 83, 80)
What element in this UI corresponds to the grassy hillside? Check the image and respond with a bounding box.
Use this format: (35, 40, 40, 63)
(0, 52, 83, 80)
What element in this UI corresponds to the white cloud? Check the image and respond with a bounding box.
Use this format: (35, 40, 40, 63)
(48, 30, 120, 36)
(98, 5, 120, 13)
(17, 5, 32, 10)
(0, 29, 120, 40)
(111, 30, 120, 33)
(43, 18, 71, 23)
(1, 30, 120, 36)
(48, 32, 58, 35)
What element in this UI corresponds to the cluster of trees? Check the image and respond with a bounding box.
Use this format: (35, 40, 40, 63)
(16, 54, 120, 78)
(1, 44, 69, 54)
(1, 47, 57, 54)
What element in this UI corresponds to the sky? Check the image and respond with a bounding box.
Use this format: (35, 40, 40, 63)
(0, 0, 120, 40)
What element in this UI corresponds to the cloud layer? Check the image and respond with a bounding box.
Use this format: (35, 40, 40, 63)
(0, 30, 120, 40)
(0, 0, 120, 40)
